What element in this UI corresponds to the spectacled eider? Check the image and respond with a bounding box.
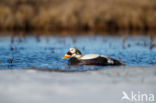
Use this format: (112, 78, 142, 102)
(62, 48, 124, 66)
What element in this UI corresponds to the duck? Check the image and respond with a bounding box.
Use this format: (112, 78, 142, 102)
(62, 48, 124, 66)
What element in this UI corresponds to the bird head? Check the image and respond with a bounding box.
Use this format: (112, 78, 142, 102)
(62, 48, 82, 59)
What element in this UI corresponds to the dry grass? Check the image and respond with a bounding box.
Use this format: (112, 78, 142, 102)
(0, 0, 156, 32)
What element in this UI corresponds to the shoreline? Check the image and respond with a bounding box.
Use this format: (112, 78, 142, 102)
(0, 65, 156, 72)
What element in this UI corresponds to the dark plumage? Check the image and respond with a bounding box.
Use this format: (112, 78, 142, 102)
(68, 56, 122, 66)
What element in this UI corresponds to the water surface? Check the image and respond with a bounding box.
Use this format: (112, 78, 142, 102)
(0, 35, 155, 70)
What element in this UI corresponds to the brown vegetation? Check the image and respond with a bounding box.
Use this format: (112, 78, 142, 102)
(0, 0, 156, 32)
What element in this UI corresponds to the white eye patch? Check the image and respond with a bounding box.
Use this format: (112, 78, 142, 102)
(70, 48, 76, 53)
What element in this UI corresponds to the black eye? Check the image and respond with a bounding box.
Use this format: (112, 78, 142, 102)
(67, 51, 72, 55)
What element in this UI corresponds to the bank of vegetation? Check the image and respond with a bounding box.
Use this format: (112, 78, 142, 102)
(0, 0, 156, 32)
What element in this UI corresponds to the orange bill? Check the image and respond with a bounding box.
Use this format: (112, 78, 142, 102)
(62, 55, 70, 59)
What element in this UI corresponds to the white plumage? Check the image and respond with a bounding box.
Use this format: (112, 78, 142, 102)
(80, 54, 100, 60)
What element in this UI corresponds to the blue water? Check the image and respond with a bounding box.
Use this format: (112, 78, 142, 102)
(0, 35, 156, 70)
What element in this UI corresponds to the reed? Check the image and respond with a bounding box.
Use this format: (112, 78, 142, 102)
(0, 0, 155, 32)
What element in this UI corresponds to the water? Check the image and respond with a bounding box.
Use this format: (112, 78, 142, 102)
(0, 35, 156, 71)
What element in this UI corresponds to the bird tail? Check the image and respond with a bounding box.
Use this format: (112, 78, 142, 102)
(118, 57, 125, 66)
